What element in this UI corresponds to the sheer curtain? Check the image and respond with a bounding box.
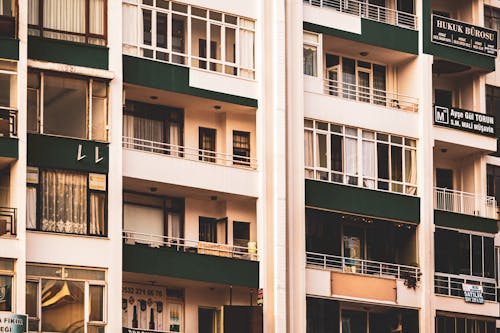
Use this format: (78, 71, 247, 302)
(168, 212, 182, 239)
(122, 3, 139, 54)
(169, 122, 181, 156)
(89, 193, 105, 235)
(41, 170, 87, 234)
(362, 140, 376, 188)
(304, 130, 313, 167)
(43, 0, 86, 42)
(26, 187, 37, 229)
(239, 19, 255, 79)
(28, 0, 39, 27)
(345, 137, 358, 185)
(405, 148, 417, 195)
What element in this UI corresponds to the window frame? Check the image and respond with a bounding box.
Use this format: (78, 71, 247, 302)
(28, 71, 109, 142)
(26, 167, 108, 237)
(28, 0, 107, 45)
(232, 130, 250, 166)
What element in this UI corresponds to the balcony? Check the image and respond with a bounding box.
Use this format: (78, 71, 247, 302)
(323, 77, 418, 112)
(434, 273, 497, 302)
(0, 107, 17, 138)
(305, 0, 417, 30)
(0, 206, 16, 237)
(434, 187, 497, 219)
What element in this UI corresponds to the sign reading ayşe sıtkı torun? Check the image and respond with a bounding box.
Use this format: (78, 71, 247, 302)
(0, 313, 27, 333)
(462, 284, 484, 304)
(434, 105, 496, 137)
(432, 14, 498, 57)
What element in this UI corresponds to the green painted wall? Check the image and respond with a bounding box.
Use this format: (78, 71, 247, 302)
(28, 37, 109, 70)
(123, 55, 258, 108)
(123, 244, 259, 288)
(27, 134, 109, 173)
(434, 210, 498, 234)
(303, 19, 418, 55)
(0, 138, 18, 159)
(0, 38, 19, 60)
(422, 0, 495, 71)
(305, 180, 420, 223)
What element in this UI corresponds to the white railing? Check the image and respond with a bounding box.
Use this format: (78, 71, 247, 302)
(434, 272, 497, 302)
(324, 77, 419, 112)
(305, 0, 418, 30)
(434, 187, 498, 219)
(123, 137, 258, 170)
(306, 251, 420, 281)
(123, 230, 258, 261)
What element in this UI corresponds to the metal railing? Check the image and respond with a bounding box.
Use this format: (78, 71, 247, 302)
(434, 272, 497, 302)
(306, 251, 420, 281)
(123, 230, 258, 261)
(0, 107, 17, 138)
(323, 77, 419, 112)
(434, 187, 497, 219)
(0, 207, 16, 237)
(305, 0, 418, 30)
(123, 137, 258, 170)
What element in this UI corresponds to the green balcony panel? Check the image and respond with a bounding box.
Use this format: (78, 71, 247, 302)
(434, 210, 498, 234)
(0, 38, 19, 60)
(27, 134, 109, 173)
(28, 37, 108, 70)
(0, 138, 18, 159)
(123, 244, 259, 288)
(303, 20, 418, 55)
(123, 55, 258, 108)
(305, 179, 420, 223)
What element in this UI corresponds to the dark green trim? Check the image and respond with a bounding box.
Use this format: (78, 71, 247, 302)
(434, 210, 498, 234)
(27, 134, 109, 173)
(0, 138, 18, 159)
(0, 38, 19, 60)
(123, 244, 259, 288)
(422, 0, 495, 71)
(123, 55, 258, 108)
(303, 20, 418, 55)
(305, 179, 420, 223)
(28, 37, 109, 70)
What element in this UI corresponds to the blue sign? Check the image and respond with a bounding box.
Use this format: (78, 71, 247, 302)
(0, 313, 27, 333)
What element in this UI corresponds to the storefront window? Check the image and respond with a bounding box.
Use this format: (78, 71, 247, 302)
(436, 314, 496, 333)
(28, 71, 109, 141)
(26, 264, 106, 332)
(0, 258, 14, 312)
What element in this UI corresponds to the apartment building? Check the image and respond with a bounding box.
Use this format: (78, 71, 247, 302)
(0, 0, 499, 332)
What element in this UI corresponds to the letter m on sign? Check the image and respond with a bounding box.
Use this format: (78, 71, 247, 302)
(435, 106, 449, 125)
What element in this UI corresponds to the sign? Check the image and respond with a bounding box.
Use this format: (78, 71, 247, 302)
(122, 329, 158, 333)
(462, 284, 484, 304)
(26, 167, 39, 184)
(434, 105, 496, 137)
(432, 15, 498, 57)
(0, 313, 27, 333)
(89, 173, 107, 191)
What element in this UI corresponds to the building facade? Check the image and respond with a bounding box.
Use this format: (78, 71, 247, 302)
(0, 0, 499, 332)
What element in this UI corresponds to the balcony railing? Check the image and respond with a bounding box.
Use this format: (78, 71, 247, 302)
(324, 77, 419, 112)
(305, 0, 417, 30)
(123, 136, 258, 170)
(306, 251, 421, 282)
(434, 187, 497, 219)
(434, 272, 497, 302)
(0, 107, 17, 138)
(0, 207, 16, 237)
(123, 230, 258, 261)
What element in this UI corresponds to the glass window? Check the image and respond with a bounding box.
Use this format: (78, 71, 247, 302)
(198, 308, 221, 333)
(26, 281, 40, 331)
(303, 44, 317, 76)
(233, 131, 251, 166)
(233, 221, 250, 248)
(0, 71, 15, 109)
(0, 273, 12, 312)
(485, 6, 500, 35)
(27, 72, 39, 133)
(28, 0, 106, 45)
(89, 285, 104, 322)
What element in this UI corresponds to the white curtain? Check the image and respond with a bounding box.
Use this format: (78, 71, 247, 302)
(122, 3, 139, 55)
(43, 0, 86, 42)
(26, 187, 37, 229)
(123, 115, 135, 148)
(123, 115, 165, 152)
(345, 137, 358, 184)
(41, 170, 87, 234)
(405, 148, 417, 195)
(239, 19, 255, 79)
(89, 0, 104, 35)
(89, 193, 105, 235)
(168, 212, 181, 239)
(28, 0, 39, 25)
(169, 123, 181, 156)
(304, 130, 313, 167)
(362, 140, 375, 188)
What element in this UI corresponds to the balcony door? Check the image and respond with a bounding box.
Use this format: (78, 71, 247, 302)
(436, 168, 453, 189)
(436, 168, 454, 212)
(199, 127, 216, 162)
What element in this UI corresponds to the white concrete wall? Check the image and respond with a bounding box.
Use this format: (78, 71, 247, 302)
(434, 295, 500, 318)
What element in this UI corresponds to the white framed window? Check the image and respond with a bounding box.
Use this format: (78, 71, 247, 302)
(303, 31, 320, 77)
(122, 0, 255, 79)
(26, 264, 106, 333)
(304, 119, 418, 195)
(27, 71, 109, 142)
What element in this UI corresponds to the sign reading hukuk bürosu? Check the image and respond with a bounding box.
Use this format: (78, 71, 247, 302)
(434, 105, 496, 137)
(432, 14, 498, 57)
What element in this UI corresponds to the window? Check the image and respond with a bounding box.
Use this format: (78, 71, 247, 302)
(28, 0, 106, 45)
(487, 165, 500, 208)
(303, 31, 319, 76)
(0, 0, 15, 38)
(233, 221, 250, 248)
(199, 217, 227, 244)
(0, 258, 13, 312)
(0, 61, 17, 137)
(199, 307, 221, 333)
(26, 168, 107, 236)
(199, 127, 216, 163)
(28, 71, 109, 141)
(122, 1, 255, 78)
(123, 100, 183, 154)
(435, 229, 495, 278)
(26, 264, 106, 333)
(485, 6, 500, 36)
(233, 131, 250, 166)
(436, 314, 495, 333)
(304, 119, 417, 195)
(486, 85, 500, 134)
